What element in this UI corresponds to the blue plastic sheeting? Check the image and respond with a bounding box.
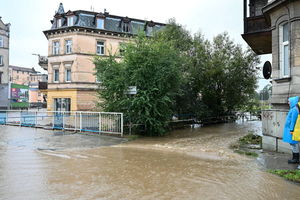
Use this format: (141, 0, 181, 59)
(0, 112, 6, 125)
(21, 112, 36, 127)
(53, 113, 64, 129)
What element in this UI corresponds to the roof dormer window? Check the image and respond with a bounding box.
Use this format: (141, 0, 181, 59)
(122, 23, 130, 33)
(67, 16, 74, 26)
(97, 18, 104, 29)
(57, 18, 62, 28)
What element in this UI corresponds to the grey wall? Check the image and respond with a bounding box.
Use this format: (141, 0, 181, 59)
(0, 84, 9, 109)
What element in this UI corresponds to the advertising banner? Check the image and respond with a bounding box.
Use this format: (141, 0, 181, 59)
(10, 83, 29, 108)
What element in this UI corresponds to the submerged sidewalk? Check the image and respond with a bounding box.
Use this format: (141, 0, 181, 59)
(257, 150, 299, 170)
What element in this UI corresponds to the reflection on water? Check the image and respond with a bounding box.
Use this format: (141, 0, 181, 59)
(0, 122, 299, 200)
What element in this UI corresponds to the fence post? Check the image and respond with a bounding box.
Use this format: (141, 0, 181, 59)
(121, 113, 123, 137)
(5, 111, 8, 125)
(35, 111, 37, 127)
(99, 112, 101, 134)
(20, 111, 22, 127)
(79, 112, 82, 132)
(74, 112, 77, 132)
(62, 111, 65, 130)
(52, 112, 55, 129)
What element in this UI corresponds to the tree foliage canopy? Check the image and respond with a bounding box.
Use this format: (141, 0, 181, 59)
(95, 33, 181, 136)
(94, 19, 260, 136)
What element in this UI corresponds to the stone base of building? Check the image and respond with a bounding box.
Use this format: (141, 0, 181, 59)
(262, 109, 293, 154)
(47, 89, 100, 111)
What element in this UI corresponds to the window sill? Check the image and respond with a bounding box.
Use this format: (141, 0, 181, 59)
(274, 77, 291, 83)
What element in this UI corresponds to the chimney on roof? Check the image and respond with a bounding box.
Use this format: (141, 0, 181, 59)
(104, 9, 109, 15)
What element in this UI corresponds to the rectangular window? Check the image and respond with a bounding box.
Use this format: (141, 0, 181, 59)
(54, 98, 71, 112)
(0, 36, 3, 47)
(0, 72, 2, 84)
(53, 41, 60, 55)
(54, 69, 59, 82)
(57, 19, 62, 28)
(65, 69, 71, 82)
(65, 40, 72, 54)
(67, 17, 74, 26)
(0, 55, 3, 65)
(96, 41, 105, 55)
(97, 18, 104, 29)
(280, 23, 290, 77)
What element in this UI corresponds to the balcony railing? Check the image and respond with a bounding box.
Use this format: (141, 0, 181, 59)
(38, 56, 48, 70)
(38, 82, 48, 90)
(242, 0, 271, 54)
(244, 15, 270, 34)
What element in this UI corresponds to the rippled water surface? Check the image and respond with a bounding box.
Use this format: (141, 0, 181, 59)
(0, 122, 299, 200)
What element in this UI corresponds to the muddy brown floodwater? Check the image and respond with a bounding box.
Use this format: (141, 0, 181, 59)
(0, 121, 299, 200)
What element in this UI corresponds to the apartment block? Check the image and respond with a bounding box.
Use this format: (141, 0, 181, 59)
(41, 3, 165, 111)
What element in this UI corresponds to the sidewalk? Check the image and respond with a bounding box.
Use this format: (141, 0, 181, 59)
(257, 150, 299, 170)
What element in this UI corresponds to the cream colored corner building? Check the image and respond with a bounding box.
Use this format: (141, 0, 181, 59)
(41, 3, 164, 111)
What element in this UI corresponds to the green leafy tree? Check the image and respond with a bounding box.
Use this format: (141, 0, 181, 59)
(196, 33, 260, 117)
(95, 33, 181, 136)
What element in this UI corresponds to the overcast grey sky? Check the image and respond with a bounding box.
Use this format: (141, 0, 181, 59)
(0, 0, 270, 90)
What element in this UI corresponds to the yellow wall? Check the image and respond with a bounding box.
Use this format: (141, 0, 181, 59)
(47, 89, 78, 111)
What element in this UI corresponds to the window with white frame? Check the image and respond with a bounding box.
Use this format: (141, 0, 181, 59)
(0, 36, 3, 47)
(53, 69, 59, 82)
(53, 41, 60, 55)
(57, 18, 62, 27)
(97, 18, 104, 29)
(67, 16, 74, 26)
(65, 64, 71, 82)
(65, 40, 72, 54)
(0, 55, 3, 65)
(280, 23, 290, 77)
(96, 41, 105, 55)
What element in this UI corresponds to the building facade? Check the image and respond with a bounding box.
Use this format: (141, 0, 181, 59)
(9, 65, 37, 85)
(28, 73, 47, 105)
(0, 17, 10, 109)
(41, 3, 165, 111)
(243, 0, 300, 153)
(8, 65, 47, 106)
(0, 17, 10, 84)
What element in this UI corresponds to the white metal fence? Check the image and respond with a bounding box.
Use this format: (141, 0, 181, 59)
(0, 110, 123, 136)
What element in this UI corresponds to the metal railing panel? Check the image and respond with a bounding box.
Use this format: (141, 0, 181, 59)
(0, 110, 123, 136)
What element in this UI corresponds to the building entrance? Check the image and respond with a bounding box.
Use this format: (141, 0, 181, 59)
(54, 98, 71, 112)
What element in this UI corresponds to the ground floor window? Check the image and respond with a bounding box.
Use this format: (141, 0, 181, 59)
(54, 98, 71, 112)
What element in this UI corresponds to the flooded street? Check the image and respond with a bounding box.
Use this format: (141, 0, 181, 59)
(0, 122, 300, 200)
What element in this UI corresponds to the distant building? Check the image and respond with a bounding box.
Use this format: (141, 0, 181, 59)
(0, 17, 10, 109)
(9, 65, 37, 85)
(242, 0, 300, 153)
(29, 73, 48, 105)
(9, 65, 47, 106)
(40, 3, 165, 111)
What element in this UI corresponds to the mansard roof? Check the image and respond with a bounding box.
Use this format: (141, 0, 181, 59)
(0, 17, 10, 32)
(44, 4, 165, 37)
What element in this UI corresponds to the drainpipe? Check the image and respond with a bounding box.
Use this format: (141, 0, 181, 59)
(244, 0, 248, 33)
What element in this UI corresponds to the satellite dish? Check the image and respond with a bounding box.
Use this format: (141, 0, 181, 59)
(263, 61, 272, 79)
